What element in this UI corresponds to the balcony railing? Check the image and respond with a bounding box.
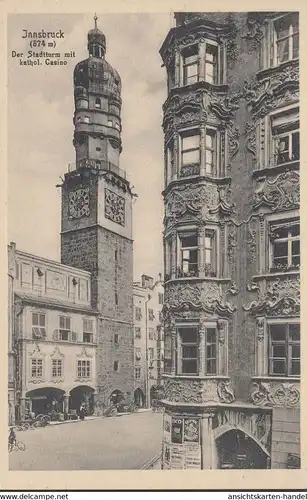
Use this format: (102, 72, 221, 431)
(68, 158, 126, 179)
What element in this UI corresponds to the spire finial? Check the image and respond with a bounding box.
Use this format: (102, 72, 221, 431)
(94, 13, 98, 29)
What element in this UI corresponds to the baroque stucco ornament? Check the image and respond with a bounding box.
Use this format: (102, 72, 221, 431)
(163, 280, 238, 319)
(164, 377, 236, 404)
(243, 276, 300, 316)
(242, 61, 299, 116)
(253, 170, 300, 212)
(251, 381, 300, 407)
(164, 183, 219, 229)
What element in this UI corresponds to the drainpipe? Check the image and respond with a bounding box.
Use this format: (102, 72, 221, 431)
(145, 294, 151, 408)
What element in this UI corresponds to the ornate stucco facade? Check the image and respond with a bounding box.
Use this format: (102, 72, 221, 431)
(160, 12, 300, 469)
(8, 242, 99, 422)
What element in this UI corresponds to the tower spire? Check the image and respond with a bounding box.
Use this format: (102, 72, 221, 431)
(94, 13, 98, 30)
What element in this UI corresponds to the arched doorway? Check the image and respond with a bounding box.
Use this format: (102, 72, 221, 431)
(216, 428, 269, 469)
(26, 387, 65, 416)
(110, 389, 124, 408)
(69, 386, 95, 415)
(134, 388, 145, 408)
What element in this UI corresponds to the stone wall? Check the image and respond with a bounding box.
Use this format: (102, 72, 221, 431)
(271, 407, 300, 468)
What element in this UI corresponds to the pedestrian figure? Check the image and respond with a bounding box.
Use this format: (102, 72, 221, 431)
(79, 403, 85, 420)
(8, 427, 16, 450)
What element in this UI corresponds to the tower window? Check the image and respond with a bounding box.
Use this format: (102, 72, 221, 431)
(114, 361, 119, 372)
(115, 292, 118, 306)
(95, 97, 101, 109)
(107, 119, 113, 127)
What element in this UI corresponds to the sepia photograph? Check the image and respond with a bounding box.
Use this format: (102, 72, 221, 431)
(6, 10, 300, 473)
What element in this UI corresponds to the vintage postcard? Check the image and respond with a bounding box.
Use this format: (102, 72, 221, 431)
(1, 0, 306, 491)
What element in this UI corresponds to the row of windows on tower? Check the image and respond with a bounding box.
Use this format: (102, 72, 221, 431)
(76, 113, 120, 130)
(167, 14, 299, 90)
(165, 107, 299, 182)
(165, 220, 300, 279)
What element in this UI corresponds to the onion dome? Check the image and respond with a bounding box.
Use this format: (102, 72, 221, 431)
(87, 14, 106, 58)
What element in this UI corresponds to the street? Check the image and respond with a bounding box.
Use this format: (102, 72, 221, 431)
(9, 411, 163, 470)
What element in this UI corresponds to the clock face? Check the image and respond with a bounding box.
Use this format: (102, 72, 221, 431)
(69, 188, 90, 219)
(105, 188, 125, 226)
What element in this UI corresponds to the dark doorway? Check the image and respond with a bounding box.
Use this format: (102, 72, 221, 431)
(134, 388, 145, 408)
(69, 386, 95, 415)
(26, 387, 65, 416)
(216, 429, 269, 469)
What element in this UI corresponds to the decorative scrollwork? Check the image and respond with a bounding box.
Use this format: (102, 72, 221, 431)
(217, 380, 235, 403)
(253, 170, 300, 212)
(243, 276, 300, 316)
(251, 381, 300, 407)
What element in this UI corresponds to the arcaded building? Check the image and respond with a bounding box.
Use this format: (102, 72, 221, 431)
(160, 12, 299, 469)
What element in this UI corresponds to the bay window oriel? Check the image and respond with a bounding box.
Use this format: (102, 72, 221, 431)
(176, 322, 227, 376)
(180, 40, 223, 86)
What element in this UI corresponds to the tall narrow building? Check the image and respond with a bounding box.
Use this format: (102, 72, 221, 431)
(160, 12, 300, 469)
(60, 17, 134, 409)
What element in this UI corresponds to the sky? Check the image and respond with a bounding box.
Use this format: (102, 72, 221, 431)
(8, 13, 174, 281)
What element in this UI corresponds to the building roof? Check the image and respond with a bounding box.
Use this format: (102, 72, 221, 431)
(14, 292, 99, 315)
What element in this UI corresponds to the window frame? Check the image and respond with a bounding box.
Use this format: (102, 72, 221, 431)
(269, 219, 300, 272)
(83, 318, 94, 343)
(59, 315, 71, 342)
(177, 325, 199, 375)
(205, 42, 219, 84)
(268, 322, 300, 377)
(31, 358, 43, 379)
(180, 129, 200, 168)
(205, 326, 218, 375)
(273, 13, 299, 66)
(205, 128, 217, 175)
(204, 228, 217, 277)
(77, 359, 91, 379)
(135, 307, 142, 322)
(32, 312, 46, 339)
(135, 366, 141, 379)
(52, 359, 63, 378)
(178, 230, 199, 278)
(182, 44, 199, 86)
(134, 327, 141, 339)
